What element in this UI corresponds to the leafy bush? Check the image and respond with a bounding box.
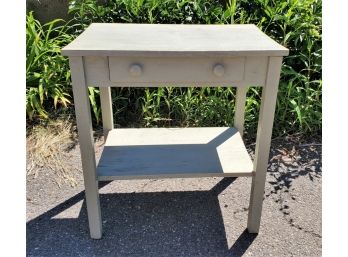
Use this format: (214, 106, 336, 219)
(26, 0, 322, 138)
(26, 12, 74, 119)
(241, 0, 322, 134)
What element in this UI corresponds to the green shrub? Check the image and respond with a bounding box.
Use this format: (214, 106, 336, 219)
(26, 0, 322, 138)
(26, 12, 74, 119)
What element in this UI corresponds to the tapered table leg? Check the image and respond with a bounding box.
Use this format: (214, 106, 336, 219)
(247, 57, 282, 233)
(69, 57, 102, 239)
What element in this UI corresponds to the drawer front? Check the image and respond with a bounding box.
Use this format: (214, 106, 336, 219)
(83, 56, 268, 87)
(108, 57, 245, 85)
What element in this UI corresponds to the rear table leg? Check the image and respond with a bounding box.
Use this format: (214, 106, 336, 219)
(100, 87, 114, 141)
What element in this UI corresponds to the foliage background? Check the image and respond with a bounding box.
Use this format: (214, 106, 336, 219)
(26, 0, 322, 139)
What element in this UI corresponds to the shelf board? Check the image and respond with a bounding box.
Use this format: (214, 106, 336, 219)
(97, 127, 254, 180)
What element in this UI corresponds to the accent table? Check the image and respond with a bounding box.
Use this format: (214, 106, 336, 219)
(62, 23, 289, 239)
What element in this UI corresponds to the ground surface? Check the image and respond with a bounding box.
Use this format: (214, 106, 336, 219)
(26, 134, 321, 257)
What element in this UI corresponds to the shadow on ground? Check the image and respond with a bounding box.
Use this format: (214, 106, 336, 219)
(27, 178, 256, 257)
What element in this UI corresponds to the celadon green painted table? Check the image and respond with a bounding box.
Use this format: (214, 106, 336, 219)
(62, 23, 289, 239)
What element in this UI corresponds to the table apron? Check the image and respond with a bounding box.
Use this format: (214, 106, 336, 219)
(82, 56, 269, 87)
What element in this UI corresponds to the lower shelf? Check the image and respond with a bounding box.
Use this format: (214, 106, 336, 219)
(97, 127, 254, 180)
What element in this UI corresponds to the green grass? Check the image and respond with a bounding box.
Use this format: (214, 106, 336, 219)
(26, 0, 322, 139)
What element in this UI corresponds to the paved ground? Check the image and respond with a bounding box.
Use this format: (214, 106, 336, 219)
(26, 136, 321, 257)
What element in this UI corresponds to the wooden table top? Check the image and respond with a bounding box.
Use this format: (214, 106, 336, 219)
(62, 23, 289, 57)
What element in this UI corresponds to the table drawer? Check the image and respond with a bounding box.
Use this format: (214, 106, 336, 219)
(108, 57, 245, 85)
(83, 56, 268, 87)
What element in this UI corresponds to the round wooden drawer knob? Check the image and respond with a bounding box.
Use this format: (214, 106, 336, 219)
(213, 64, 225, 77)
(129, 64, 143, 77)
